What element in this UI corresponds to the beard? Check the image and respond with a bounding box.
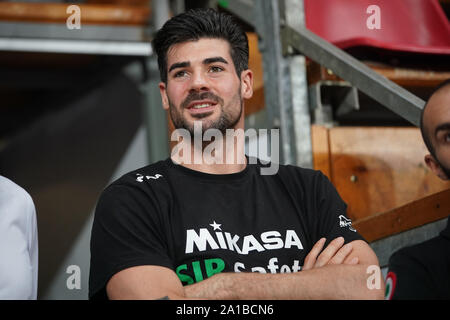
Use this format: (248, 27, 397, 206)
(436, 156, 450, 179)
(168, 89, 243, 137)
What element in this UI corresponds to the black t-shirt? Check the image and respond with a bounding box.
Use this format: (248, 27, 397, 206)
(386, 217, 450, 300)
(89, 157, 365, 299)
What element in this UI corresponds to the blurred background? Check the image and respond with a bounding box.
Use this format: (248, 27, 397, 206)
(0, 0, 449, 299)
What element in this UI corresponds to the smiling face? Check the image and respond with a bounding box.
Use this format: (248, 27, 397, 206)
(423, 85, 450, 180)
(159, 38, 253, 135)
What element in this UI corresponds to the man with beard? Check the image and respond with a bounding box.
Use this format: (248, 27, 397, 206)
(88, 8, 383, 300)
(385, 79, 450, 300)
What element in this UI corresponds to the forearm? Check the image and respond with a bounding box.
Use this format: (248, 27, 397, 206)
(184, 264, 384, 300)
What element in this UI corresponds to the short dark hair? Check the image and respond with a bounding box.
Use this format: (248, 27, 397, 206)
(420, 78, 450, 157)
(152, 8, 249, 83)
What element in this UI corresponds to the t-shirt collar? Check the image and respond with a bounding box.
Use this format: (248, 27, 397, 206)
(165, 155, 253, 182)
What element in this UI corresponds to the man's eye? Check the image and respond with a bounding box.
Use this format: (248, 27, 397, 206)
(445, 133, 450, 142)
(209, 66, 223, 73)
(174, 71, 188, 78)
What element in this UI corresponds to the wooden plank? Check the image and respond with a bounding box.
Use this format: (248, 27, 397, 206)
(307, 61, 450, 88)
(86, 0, 149, 5)
(328, 126, 450, 221)
(0, 3, 151, 25)
(367, 63, 450, 88)
(306, 60, 339, 85)
(311, 124, 331, 180)
(353, 188, 450, 243)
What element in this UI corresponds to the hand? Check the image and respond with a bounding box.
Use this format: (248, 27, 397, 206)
(302, 237, 359, 271)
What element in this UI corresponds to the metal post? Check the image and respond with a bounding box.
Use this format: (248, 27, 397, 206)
(253, 0, 312, 167)
(283, 0, 313, 168)
(253, 0, 292, 165)
(173, 0, 186, 15)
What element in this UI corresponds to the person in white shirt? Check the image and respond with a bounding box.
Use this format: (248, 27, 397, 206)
(0, 175, 38, 299)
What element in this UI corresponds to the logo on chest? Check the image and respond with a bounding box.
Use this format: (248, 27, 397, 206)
(185, 221, 304, 255)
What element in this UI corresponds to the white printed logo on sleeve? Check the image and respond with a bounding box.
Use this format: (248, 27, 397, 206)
(136, 173, 163, 182)
(339, 215, 356, 232)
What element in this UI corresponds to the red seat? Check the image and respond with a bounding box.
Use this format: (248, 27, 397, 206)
(304, 0, 450, 55)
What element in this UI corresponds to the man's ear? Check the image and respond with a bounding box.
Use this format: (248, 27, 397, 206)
(159, 82, 169, 110)
(424, 154, 449, 180)
(240, 69, 253, 100)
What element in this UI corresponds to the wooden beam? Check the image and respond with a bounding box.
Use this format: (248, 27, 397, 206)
(86, 0, 149, 5)
(307, 61, 450, 88)
(328, 126, 450, 221)
(367, 63, 450, 88)
(311, 125, 331, 180)
(0, 3, 151, 25)
(353, 188, 450, 243)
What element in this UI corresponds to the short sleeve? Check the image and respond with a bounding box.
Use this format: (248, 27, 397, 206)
(315, 172, 366, 247)
(386, 249, 436, 300)
(89, 184, 173, 300)
(26, 193, 38, 300)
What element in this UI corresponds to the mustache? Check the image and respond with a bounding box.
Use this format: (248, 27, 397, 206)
(180, 91, 224, 109)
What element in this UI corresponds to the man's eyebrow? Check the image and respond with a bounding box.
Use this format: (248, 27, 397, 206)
(168, 57, 228, 73)
(203, 57, 228, 65)
(435, 123, 450, 136)
(169, 61, 190, 73)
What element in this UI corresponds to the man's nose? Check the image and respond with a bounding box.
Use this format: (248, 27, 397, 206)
(189, 71, 210, 91)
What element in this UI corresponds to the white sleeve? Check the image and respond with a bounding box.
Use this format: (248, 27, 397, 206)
(0, 176, 39, 300)
(27, 195, 39, 300)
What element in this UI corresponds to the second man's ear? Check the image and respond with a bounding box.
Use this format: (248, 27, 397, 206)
(424, 154, 449, 180)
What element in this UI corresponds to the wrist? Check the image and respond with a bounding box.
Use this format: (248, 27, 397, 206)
(213, 272, 239, 300)
(183, 272, 239, 300)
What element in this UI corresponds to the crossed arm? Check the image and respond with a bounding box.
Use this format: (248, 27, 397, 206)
(106, 237, 384, 300)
